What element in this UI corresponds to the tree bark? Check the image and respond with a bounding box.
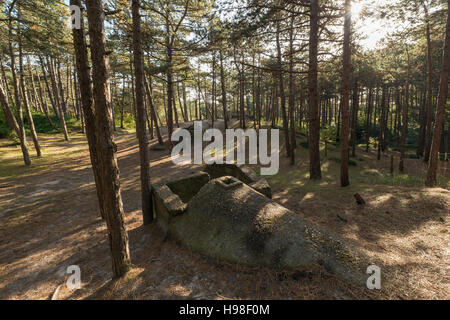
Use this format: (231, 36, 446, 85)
(308, 0, 322, 179)
(132, 0, 153, 225)
(365, 86, 373, 152)
(340, 0, 351, 187)
(219, 50, 228, 129)
(423, 3, 434, 162)
(18, 28, 41, 157)
(426, 0, 450, 186)
(288, 14, 296, 165)
(276, 20, 291, 158)
(85, 0, 131, 278)
(399, 46, 410, 173)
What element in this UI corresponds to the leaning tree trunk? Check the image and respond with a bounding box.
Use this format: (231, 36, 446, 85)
(85, 0, 131, 278)
(71, 0, 106, 222)
(18, 31, 41, 157)
(426, 0, 450, 186)
(308, 0, 322, 180)
(340, 0, 351, 187)
(48, 57, 70, 141)
(144, 75, 163, 145)
(0, 82, 30, 165)
(9, 30, 29, 161)
(132, 0, 153, 225)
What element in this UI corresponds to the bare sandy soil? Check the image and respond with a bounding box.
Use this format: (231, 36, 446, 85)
(0, 122, 448, 300)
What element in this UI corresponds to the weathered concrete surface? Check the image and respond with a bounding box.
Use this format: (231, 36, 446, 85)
(203, 163, 272, 198)
(152, 172, 209, 232)
(162, 176, 367, 285)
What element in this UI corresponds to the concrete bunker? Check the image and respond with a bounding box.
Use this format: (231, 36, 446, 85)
(151, 164, 366, 284)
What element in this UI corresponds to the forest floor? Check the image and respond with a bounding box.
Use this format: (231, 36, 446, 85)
(0, 121, 449, 300)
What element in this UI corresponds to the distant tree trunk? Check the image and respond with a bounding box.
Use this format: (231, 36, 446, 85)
(0, 56, 11, 100)
(166, 17, 174, 148)
(28, 58, 42, 114)
(56, 59, 67, 116)
(276, 20, 291, 158)
(144, 74, 163, 145)
(211, 51, 216, 127)
(48, 57, 69, 141)
(110, 81, 116, 132)
(340, 0, 351, 187)
(85, 0, 131, 278)
(73, 66, 81, 120)
(18, 30, 41, 157)
(132, 0, 153, 225)
(423, 3, 434, 162)
(365, 86, 373, 152)
(182, 81, 188, 122)
(288, 14, 296, 165)
(9, 21, 28, 156)
(378, 84, 387, 160)
(219, 49, 228, 129)
(120, 74, 125, 129)
(426, 1, 450, 186)
(0, 82, 31, 165)
(417, 87, 427, 156)
(350, 80, 358, 157)
(129, 58, 136, 121)
(39, 57, 57, 117)
(399, 46, 410, 173)
(308, 0, 322, 179)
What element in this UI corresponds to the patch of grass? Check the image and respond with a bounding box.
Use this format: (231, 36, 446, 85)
(357, 173, 425, 186)
(329, 156, 357, 166)
(0, 134, 88, 181)
(299, 141, 309, 149)
(404, 153, 420, 159)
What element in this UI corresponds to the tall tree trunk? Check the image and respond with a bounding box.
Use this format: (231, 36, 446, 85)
(378, 84, 387, 160)
(48, 57, 70, 141)
(166, 17, 174, 148)
(71, 0, 106, 222)
(211, 51, 216, 127)
(288, 14, 296, 165)
(340, 0, 351, 187)
(9, 23, 28, 154)
(144, 74, 163, 145)
(350, 80, 358, 157)
(0, 82, 30, 165)
(423, 4, 434, 162)
(39, 57, 57, 117)
(85, 0, 131, 278)
(220, 50, 228, 129)
(18, 29, 41, 157)
(56, 59, 67, 116)
(120, 74, 125, 129)
(308, 0, 322, 179)
(399, 47, 410, 173)
(365, 86, 373, 152)
(132, 0, 153, 225)
(0, 56, 11, 100)
(417, 87, 427, 156)
(426, 0, 450, 186)
(276, 20, 291, 158)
